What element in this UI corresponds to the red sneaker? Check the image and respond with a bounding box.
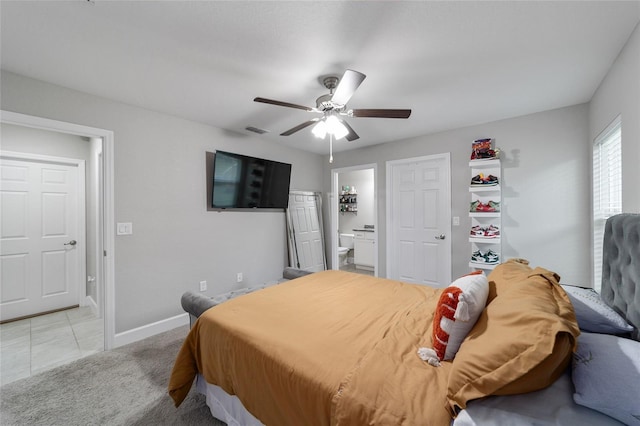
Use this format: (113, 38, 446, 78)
(484, 225, 500, 238)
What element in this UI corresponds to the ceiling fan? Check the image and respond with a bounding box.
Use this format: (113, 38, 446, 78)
(253, 69, 412, 143)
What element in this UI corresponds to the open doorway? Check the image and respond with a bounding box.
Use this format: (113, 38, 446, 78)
(0, 111, 115, 384)
(330, 164, 377, 277)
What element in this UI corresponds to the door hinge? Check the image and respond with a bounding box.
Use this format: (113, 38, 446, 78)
(104, 250, 107, 257)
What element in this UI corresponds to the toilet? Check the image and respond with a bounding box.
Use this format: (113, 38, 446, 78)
(338, 233, 355, 265)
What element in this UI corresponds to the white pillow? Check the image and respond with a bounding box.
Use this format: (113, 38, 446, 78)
(418, 272, 489, 366)
(572, 332, 640, 425)
(561, 285, 633, 334)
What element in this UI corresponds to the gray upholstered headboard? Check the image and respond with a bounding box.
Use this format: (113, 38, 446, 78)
(601, 213, 640, 340)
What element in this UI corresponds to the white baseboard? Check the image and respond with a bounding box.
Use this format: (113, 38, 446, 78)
(113, 313, 189, 348)
(85, 296, 99, 317)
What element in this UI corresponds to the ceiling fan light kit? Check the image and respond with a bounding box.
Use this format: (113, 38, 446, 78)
(326, 116, 349, 140)
(312, 115, 348, 140)
(311, 119, 327, 139)
(254, 69, 412, 161)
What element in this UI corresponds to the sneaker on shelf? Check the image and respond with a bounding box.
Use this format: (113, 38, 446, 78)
(470, 174, 499, 186)
(475, 202, 495, 212)
(484, 250, 500, 264)
(488, 200, 500, 212)
(476, 202, 491, 213)
(484, 175, 499, 185)
(471, 250, 485, 263)
(471, 148, 497, 160)
(469, 200, 481, 212)
(484, 224, 500, 238)
(476, 148, 496, 159)
(470, 174, 485, 186)
(470, 226, 485, 237)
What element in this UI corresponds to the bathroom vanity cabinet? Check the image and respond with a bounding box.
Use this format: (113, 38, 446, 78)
(354, 230, 375, 271)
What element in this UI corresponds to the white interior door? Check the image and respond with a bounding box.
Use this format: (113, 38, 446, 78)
(287, 192, 326, 272)
(1, 155, 84, 321)
(387, 154, 451, 286)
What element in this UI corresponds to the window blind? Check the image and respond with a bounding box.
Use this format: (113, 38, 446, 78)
(593, 116, 622, 292)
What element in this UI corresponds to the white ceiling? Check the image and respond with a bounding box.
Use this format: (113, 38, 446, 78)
(1, 1, 638, 154)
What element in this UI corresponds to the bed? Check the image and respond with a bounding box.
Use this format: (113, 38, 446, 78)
(169, 213, 640, 425)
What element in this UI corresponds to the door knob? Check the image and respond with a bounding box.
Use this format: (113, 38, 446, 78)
(64, 240, 77, 246)
(435, 234, 445, 240)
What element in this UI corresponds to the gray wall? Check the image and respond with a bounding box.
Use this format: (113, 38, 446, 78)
(589, 22, 640, 214)
(1, 71, 324, 333)
(1, 123, 90, 159)
(323, 104, 591, 286)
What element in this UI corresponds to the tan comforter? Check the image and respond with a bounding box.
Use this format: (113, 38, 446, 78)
(168, 270, 452, 425)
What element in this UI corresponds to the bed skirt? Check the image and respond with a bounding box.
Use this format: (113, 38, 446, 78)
(196, 374, 263, 426)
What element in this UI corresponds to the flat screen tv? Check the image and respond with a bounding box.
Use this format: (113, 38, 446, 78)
(211, 150, 292, 209)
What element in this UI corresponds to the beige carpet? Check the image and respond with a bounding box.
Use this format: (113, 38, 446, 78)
(0, 325, 224, 426)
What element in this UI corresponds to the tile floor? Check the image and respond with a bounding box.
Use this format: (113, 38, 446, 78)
(340, 262, 375, 277)
(0, 307, 103, 386)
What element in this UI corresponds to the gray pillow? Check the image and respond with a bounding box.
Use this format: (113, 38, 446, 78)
(572, 332, 640, 425)
(561, 285, 633, 334)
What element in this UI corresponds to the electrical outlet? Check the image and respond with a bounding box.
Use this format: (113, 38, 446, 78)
(453, 216, 460, 226)
(199, 280, 207, 292)
(236, 272, 243, 283)
(116, 222, 133, 235)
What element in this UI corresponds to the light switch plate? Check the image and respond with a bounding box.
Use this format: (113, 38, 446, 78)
(117, 222, 133, 235)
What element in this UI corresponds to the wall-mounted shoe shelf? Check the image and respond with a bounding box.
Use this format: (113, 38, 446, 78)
(469, 158, 502, 270)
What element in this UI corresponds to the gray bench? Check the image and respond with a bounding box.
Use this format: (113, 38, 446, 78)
(181, 267, 313, 326)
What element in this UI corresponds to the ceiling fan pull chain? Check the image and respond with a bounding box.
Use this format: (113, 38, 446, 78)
(329, 133, 334, 163)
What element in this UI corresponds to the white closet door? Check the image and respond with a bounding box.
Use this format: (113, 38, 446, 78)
(387, 154, 451, 287)
(1, 157, 82, 321)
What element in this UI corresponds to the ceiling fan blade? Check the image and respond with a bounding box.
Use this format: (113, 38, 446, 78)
(254, 97, 314, 112)
(351, 109, 412, 119)
(280, 119, 320, 136)
(331, 70, 366, 106)
(340, 120, 360, 142)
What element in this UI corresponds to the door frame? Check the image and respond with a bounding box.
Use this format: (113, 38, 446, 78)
(330, 163, 378, 276)
(385, 153, 452, 285)
(0, 151, 87, 313)
(1, 110, 116, 350)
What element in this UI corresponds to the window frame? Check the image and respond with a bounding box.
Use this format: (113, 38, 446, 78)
(592, 115, 622, 292)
